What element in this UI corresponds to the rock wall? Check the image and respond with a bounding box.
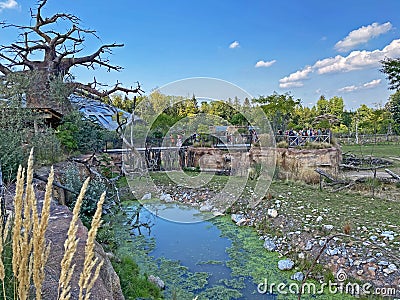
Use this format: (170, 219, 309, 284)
(274, 147, 341, 183)
(187, 146, 341, 183)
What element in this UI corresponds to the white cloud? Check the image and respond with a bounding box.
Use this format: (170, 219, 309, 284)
(317, 39, 400, 74)
(279, 66, 312, 88)
(363, 78, 381, 88)
(279, 39, 400, 89)
(229, 41, 240, 49)
(255, 60, 276, 68)
(279, 81, 304, 89)
(338, 85, 358, 93)
(338, 79, 381, 93)
(335, 22, 392, 52)
(0, 0, 18, 11)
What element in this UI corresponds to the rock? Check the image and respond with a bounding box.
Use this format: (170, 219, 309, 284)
(199, 204, 213, 212)
(148, 275, 165, 290)
(370, 235, 378, 241)
(38, 195, 125, 300)
(316, 216, 323, 222)
(278, 259, 295, 271)
(323, 224, 334, 231)
(378, 261, 389, 266)
(141, 193, 152, 200)
(367, 267, 376, 276)
(388, 263, 397, 271)
(357, 270, 363, 275)
(383, 267, 396, 275)
(263, 238, 277, 251)
(380, 231, 395, 241)
(267, 208, 278, 218)
(326, 248, 339, 256)
(212, 211, 224, 217)
(298, 252, 305, 259)
(160, 193, 173, 203)
(305, 241, 313, 251)
(231, 214, 244, 223)
(291, 272, 304, 281)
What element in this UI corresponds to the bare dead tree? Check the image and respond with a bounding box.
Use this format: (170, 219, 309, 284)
(0, 0, 143, 113)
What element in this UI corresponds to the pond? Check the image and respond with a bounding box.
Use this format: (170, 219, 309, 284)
(118, 200, 279, 299)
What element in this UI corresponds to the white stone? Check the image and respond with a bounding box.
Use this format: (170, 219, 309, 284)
(141, 193, 151, 200)
(267, 209, 278, 218)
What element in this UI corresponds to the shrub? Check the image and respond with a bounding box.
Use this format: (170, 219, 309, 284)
(62, 163, 107, 227)
(276, 140, 288, 148)
(0, 107, 62, 182)
(56, 111, 120, 154)
(111, 256, 163, 299)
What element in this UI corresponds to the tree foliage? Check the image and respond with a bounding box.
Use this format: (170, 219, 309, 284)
(253, 92, 301, 133)
(386, 90, 400, 133)
(381, 57, 400, 91)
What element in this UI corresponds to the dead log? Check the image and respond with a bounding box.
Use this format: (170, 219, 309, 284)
(314, 168, 337, 182)
(385, 169, 400, 181)
(340, 164, 389, 171)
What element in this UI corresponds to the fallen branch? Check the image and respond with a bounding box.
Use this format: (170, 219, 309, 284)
(385, 169, 400, 181)
(340, 164, 389, 171)
(33, 173, 78, 195)
(314, 168, 337, 182)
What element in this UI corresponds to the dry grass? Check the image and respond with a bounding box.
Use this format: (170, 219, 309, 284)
(1, 149, 105, 300)
(57, 177, 89, 300)
(78, 192, 105, 300)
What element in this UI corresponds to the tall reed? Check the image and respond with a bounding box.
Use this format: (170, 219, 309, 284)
(78, 192, 105, 300)
(2, 149, 105, 300)
(57, 177, 90, 300)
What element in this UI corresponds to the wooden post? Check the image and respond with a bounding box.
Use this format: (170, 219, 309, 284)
(319, 174, 323, 191)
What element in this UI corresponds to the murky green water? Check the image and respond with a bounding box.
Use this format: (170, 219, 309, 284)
(114, 200, 354, 300)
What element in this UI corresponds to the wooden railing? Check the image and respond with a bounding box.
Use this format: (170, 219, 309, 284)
(276, 134, 331, 147)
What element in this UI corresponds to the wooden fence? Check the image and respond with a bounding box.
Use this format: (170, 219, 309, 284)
(276, 134, 331, 147)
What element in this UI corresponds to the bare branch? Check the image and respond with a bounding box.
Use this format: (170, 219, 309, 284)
(0, 64, 11, 75)
(72, 81, 143, 100)
(66, 43, 124, 69)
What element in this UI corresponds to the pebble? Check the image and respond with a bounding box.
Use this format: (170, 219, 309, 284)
(290, 272, 304, 281)
(141, 193, 152, 200)
(267, 208, 278, 218)
(263, 238, 277, 251)
(305, 241, 313, 251)
(278, 259, 295, 271)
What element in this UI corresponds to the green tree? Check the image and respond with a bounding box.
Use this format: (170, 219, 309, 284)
(386, 90, 400, 133)
(328, 96, 345, 119)
(381, 57, 400, 91)
(316, 95, 329, 115)
(253, 92, 300, 133)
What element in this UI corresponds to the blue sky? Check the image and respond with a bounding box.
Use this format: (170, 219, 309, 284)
(1, 0, 400, 110)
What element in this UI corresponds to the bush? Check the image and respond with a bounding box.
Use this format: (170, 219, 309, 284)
(111, 256, 163, 299)
(61, 163, 108, 227)
(0, 108, 62, 182)
(56, 111, 120, 154)
(276, 140, 288, 148)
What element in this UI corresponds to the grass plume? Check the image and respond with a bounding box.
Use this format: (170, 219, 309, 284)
(2, 149, 107, 300)
(57, 177, 90, 300)
(78, 192, 105, 300)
